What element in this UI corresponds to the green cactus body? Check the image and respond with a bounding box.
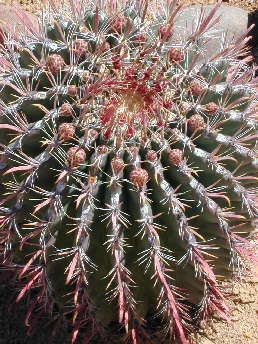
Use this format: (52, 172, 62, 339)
(0, 0, 258, 343)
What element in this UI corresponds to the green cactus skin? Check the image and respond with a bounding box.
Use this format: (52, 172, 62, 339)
(1, 0, 258, 343)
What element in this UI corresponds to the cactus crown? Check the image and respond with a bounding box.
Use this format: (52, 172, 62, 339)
(1, 0, 258, 343)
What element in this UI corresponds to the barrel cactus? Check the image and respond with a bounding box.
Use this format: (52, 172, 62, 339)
(0, 0, 258, 343)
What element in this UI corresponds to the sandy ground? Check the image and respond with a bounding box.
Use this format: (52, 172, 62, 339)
(0, 0, 257, 14)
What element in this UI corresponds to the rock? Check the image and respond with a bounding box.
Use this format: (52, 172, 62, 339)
(240, 295, 256, 303)
(174, 4, 258, 60)
(231, 315, 240, 321)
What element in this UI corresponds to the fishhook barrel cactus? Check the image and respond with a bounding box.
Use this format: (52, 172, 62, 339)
(1, 0, 258, 343)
